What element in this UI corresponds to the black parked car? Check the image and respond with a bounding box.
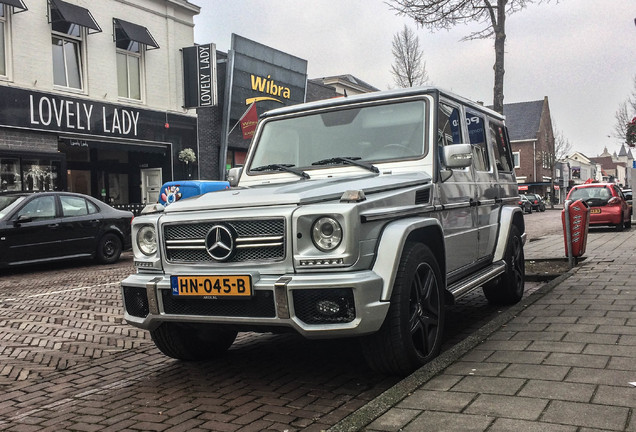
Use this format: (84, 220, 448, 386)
(525, 193, 546, 212)
(518, 194, 532, 213)
(0, 191, 133, 268)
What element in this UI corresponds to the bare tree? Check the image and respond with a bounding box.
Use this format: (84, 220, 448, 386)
(386, 0, 548, 114)
(613, 75, 636, 143)
(554, 127, 572, 160)
(391, 24, 430, 88)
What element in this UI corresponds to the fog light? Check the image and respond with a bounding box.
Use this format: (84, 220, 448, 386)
(316, 300, 341, 316)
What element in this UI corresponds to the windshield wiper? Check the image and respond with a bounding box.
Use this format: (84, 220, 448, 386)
(250, 163, 310, 179)
(311, 156, 379, 174)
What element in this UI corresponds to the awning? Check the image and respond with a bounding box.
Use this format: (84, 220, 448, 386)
(0, 0, 27, 13)
(49, 0, 101, 33)
(113, 18, 159, 50)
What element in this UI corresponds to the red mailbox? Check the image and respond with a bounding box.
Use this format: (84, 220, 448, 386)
(562, 199, 590, 258)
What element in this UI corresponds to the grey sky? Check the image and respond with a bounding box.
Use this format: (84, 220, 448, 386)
(193, 1, 635, 158)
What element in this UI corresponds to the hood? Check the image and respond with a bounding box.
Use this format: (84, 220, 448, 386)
(164, 172, 431, 213)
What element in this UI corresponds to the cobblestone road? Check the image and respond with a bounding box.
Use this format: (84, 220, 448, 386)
(0, 233, 547, 431)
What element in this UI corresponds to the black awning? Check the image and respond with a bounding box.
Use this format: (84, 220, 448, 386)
(0, 0, 27, 12)
(49, 0, 101, 33)
(113, 18, 159, 50)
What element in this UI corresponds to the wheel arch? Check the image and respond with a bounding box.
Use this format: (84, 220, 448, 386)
(493, 206, 526, 262)
(372, 217, 446, 301)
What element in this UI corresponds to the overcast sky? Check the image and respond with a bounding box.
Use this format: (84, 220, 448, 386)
(193, 1, 635, 158)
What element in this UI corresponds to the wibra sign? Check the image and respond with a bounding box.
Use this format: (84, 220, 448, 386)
(229, 34, 307, 120)
(246, 74, 292, 105)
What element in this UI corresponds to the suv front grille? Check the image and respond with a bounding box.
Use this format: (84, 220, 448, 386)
(163, 219, 285, 264)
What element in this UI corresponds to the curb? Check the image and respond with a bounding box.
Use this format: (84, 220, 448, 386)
(328, 270, 575, 432)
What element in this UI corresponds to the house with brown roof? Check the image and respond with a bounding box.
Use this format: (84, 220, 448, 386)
(502, 97, 555, 199)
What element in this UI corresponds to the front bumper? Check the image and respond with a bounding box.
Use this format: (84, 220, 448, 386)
(121, 270, 388, 339)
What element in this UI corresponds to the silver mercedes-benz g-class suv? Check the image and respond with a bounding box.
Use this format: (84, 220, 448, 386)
(121, 87, 525, 375)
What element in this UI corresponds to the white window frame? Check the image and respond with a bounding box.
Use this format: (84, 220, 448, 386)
(0, 5, 11, 80)
(116, 47, 145, 102)
(51, 24, 86, 92)
(513, 151, 521, 169)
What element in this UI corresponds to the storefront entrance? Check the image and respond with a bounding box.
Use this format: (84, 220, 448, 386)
(59, 139, 170, 206)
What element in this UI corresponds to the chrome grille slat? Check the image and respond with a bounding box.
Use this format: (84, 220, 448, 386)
(163, 219, 285, 263)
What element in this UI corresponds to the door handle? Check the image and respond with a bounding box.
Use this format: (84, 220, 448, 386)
(47, 223, 60, 228)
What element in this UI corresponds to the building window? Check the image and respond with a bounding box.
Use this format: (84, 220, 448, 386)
(513, 152, 520, 168)
(117, 47, 141, 100)
(52, 21, 83, 89)
(0, 5, 6, 77)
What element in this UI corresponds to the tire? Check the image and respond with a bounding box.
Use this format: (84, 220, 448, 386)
(525, 206, 531, 214)
(483, 225, 525, 305)
(627, 212, 632, 229)
(361, 243, 445, 376)
(615, 219, 624, 232)
(96, 233, 122, 264)
(151, 322, 237, 360)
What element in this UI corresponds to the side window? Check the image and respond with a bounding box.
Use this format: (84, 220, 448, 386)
(465, 111, 489, 172)
(489, 122, 513, 172)
(87, 200, 99, 214)
(17, 196, 57, 220)
(61, 195, 88, 216)
(438, 103, 462, 147)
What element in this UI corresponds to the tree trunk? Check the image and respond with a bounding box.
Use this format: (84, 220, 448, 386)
(492, 0, 507, 114)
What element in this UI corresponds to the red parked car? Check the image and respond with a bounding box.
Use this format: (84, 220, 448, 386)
(566, 183, 631, 231)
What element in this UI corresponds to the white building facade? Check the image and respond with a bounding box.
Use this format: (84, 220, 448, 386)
(0, 0, 200, 208)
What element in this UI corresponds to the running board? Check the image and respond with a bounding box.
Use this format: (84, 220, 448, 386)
(447, 261, 506, 300)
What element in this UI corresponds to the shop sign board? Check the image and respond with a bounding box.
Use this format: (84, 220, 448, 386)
(0, 86, 195, 142)
(228, 34, 307, 120)
(183, 43, 218, 108)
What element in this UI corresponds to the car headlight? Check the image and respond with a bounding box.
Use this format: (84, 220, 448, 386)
(311, 217, 342, 252)
(137, 225, 157, 255)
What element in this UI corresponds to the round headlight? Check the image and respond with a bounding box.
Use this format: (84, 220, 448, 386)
(311, 217, 342, 252)
(137, 225, 157, 255)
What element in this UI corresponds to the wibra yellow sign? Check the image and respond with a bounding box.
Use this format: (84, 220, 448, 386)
(245, 74, 291, 105)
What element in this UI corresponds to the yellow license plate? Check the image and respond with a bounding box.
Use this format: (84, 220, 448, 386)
(590, 208, 601, 214)
(171, 275, 252, 298)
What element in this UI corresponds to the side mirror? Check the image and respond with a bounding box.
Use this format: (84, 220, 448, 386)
(14, 214, 33, 226)
(443, 144, 473, 169)
(227, 167, 243, 187)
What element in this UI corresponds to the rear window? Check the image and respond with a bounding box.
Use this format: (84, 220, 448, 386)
(569, 186, 612, 205)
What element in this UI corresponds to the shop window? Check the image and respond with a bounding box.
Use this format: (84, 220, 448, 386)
(1, 157, 20, 191)
(22, 159, 58, 191)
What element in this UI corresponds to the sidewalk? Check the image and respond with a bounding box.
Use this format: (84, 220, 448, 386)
(330, 229, 636, 431)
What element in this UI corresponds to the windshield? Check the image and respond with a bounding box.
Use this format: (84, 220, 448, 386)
(0, 195, 25, 219)
(248, 100, 428, 173)
(569, 186, 612, 205)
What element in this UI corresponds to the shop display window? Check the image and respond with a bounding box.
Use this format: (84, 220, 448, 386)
(1, 157, 20, 191)
(22, 159, 59, 191)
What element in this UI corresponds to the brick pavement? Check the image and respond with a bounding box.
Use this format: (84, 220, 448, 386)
(331, 227, 636, 431)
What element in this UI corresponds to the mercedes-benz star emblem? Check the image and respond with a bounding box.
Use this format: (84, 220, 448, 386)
(205, 225, 235, 261)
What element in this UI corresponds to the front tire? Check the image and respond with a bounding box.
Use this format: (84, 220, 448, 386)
(151, 322, 237, 360)
(361, 243, 445, 375)
(483, 225, 525, 305)
(96, 233, 122, 264)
